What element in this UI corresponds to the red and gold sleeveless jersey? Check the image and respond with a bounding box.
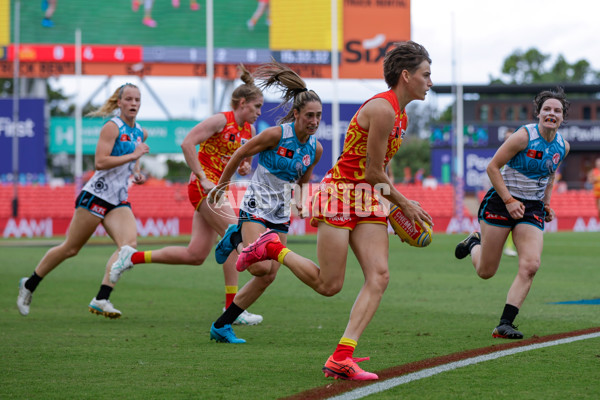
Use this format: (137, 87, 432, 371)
(196, 111, 253, 183)
(330, 90, 406, 183)
(317, 90, 407, 214)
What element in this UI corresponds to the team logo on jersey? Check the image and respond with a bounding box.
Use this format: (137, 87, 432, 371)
(92, 177, 108, 193)
(302, 154, 311, 166)
(241, 138, 248, 145)
(552, 153, 560, 164)
(526, 149, 543, 160)
(390, 126, 400, 138)
(119, 133, 130, 142)
(228, 134, 237, 142)
(277, 146, 294, 159)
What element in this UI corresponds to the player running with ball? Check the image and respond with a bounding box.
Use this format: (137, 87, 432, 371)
(235, 41, 434, 381)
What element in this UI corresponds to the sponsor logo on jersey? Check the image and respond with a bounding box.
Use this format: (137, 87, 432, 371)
(485, 212, 508, 221)
(91, 204, 107, 216)
(526, 149, 543, 160)
(330, 214, 351, 223)
(277, 146, 294, 159)
(119, 133, 130, 142)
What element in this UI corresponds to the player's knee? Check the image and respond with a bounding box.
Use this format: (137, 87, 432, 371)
(188, 253, 207, 265)
(475, 260, 499, 279)
(248, 261, 271, 277)
(477, 270, 495, 279)
(368, 270, 390, 292)
(319, 281, 343, 297)
(519, 258, 540, 278)
(63, 246, 80, 258)
(259, 271, 277, 287)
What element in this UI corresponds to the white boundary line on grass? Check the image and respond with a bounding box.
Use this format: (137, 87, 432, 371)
(327, 332, 600, 400)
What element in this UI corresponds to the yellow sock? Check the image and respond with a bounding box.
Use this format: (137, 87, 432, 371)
(339, 337, 357, 348)
(144, 251, 152, 263)
(225, 285, 238, 309)
(277, 248, 291, 264)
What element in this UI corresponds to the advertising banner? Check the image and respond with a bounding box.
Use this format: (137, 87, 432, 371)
(341, 0, 411, 79)
(49, 118, 199, 154)
(4, 1, 411, 79)
(431, 148, 496, 192)
(0, 98, 46, 178)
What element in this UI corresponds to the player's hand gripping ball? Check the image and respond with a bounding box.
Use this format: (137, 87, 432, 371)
(388, 204, 433, 247)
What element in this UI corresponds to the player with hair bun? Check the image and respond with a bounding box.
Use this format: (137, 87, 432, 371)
(109, 65, 264, 325)
(207, 60, 323, 344)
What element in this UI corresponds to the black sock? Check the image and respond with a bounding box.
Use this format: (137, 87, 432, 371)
(468, 237, 480, 253)
(24, 272, 43, 293)
(214, 302, 244, 329)
(96, 285, 113, 301)
(499, 304, 519, 325)
(231, 229, 243, 250)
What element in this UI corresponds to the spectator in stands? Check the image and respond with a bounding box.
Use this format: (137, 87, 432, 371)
(206, 60, 322, 344)
(455, 87, 570, 340)
(402, 166, 412, 183)
(414, 168, 424, 185)
(233, 42, 433, 381)
(587, 157, 600, 218)
(109, 65, 264, 326)
(17, 83, 150, 318)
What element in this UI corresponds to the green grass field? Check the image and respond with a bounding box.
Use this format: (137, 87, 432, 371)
(1, 232, 599, 399)
(18, 0, 269, 47)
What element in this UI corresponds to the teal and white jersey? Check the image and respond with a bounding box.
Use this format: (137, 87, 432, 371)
(82, 117, 144, 205)
(241, 122, 317, 224)
(501, 123, 566, 201)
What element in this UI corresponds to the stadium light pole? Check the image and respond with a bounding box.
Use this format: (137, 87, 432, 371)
(451, 12, 465, 231)
(75, 29, 83, 192)
(11, 0, 21, 218)
(330, 0, 340, 165)
(206, 0, 214, 116)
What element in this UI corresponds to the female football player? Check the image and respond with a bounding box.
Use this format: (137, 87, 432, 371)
(109, 65, 264, 325)
(455, 88, 570, 340)
(17, 83, 149, 318)
(235, 42, 433, 380)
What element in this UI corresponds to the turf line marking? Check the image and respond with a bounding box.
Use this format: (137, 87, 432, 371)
(327, 331, 600, 400)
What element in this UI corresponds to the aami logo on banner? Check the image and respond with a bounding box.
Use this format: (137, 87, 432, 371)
(0, 98, 46, 176)
(341, 0, 411, 79)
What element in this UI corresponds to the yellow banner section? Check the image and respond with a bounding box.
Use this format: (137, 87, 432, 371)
(0, 0, 9, 46)
(270, 0, 343, 51)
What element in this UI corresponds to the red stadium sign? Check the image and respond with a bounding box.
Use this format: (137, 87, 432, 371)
(6, 44, 142, 63)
